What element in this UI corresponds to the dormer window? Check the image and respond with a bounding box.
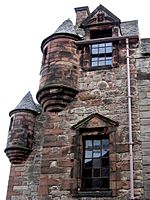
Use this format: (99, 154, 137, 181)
(91, 42, 112, 67)
(90, 29, 112, 39)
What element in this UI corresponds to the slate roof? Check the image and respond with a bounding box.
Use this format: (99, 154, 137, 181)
(9, 91, 39, 116)
(140, 38, 150, 54)
(121, 20, 139, 36)
(41, 18, 81, 51)
(54, 18, 79, 36)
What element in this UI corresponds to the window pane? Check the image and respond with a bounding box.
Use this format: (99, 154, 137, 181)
(92, 178, 101, 188)
(85, 140, 92, 148)
(106, 46, 112, 53)
(84, 178, 92, 189)
(99, 60, 105, 66)
(106, 59, 112, 65)
(84, 159, 92, 168)
(93, 150, 101, 158)
(102, 139, 109, 150)
(99, 48, 105, 54)
(85, 150, 92, 158)
(99, 43, 105, 47)
(106, 42, 112, 47)
(93, 158, 101, 168)
(93, 140, 101, 149)
(92, 48, 98, 54)
(102, 158, 109, 167)
(94, 168, 100, 177)
(92, 61, 98, 67)
(83, 168, 92, 177)
(92, 44, 99, 48)
(102, 178, 109, 189)
(102, 168, 109, 177)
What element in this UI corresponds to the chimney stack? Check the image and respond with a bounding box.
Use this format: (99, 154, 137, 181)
(74, 6, 90, 27)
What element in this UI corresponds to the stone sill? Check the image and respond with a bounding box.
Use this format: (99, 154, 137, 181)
(75, 190, 112, 197)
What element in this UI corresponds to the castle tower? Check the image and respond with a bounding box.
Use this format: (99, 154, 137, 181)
(36, 19, 81, 112)
(5, 92, 39, 164)
(4, 4, 150, 200)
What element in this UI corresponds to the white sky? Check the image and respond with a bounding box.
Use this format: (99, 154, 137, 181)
(0, 0, 149, 199)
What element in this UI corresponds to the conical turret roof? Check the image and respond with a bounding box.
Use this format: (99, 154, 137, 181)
(9, 91, 39, 116)
(54, 18, 78, 35)
(41, 19, 81, 51)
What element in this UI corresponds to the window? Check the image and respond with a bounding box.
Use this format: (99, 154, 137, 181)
(91, 42, 112, 67)
(90, 29, 112, 39)
(42, 47, 48, 64)
(82, 135, 109, 191)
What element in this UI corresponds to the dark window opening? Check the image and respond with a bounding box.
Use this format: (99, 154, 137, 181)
(90, 29, 112, 39)
(9, 117, 14, 131)
(91, 42, 112, 67)
(42, 47, 48, 64)
(82, 135, 109, 191)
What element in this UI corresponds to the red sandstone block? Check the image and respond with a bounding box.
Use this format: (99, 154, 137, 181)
(38, 185, 48, 195)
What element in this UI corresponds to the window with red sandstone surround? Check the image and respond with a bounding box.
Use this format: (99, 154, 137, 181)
(82, 135, 109, 191)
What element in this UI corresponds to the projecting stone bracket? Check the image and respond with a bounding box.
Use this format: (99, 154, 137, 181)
(36, 84, 79, 112)
(4, 145, 32, 164)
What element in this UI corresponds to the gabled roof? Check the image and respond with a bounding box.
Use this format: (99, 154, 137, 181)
(9, 91, 40, 116)
(72, 113, 118, 130)
(81, 4, 120, 27)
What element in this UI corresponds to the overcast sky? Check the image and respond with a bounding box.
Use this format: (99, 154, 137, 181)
(0, 0, 150, 199)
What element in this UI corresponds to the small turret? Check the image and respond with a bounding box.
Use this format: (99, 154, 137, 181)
(5, 92, 39, 164)
(36, 19, 81, 112)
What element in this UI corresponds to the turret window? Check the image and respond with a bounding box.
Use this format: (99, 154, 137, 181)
(91, 42, 112, 67)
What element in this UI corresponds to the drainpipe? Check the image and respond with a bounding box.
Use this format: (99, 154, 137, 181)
(126, 38, 135, 199)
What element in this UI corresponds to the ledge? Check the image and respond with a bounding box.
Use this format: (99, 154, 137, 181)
(75, 190, 112, 197)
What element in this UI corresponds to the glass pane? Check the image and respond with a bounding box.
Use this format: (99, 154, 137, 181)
(85, 140, 92, 148)
(102, 168, 109, 177)
(92, 178, 100, 188)
(92, 44, 99, 48)
(93, 158, 101, 168)
(99, 43, 105, 47)
(102, 139, 109, 156)
(106, 46, 112, 53)
(84, 159, 92, 168)
(93, 140, 101, 149)
(102, 158, 109, 167)
(102, 139, 109, 149)
(84, 178, 92, 189)
(83, 168, 92, 177)
(99, 57, 105, 61)
(99, 48, 105, 54)
(92, 61, 98, 67)
(94, 168, 100, 177)
(93, 150, 101, 158)
(85, 150, 92, 158)
(92, 57, 98, 62)
(99, 61, 105, 66)
(101, 178, 109, 189)
(106, 42, 112, 47)
(92, 48, 98, 54)
(106, 59, 112, 65)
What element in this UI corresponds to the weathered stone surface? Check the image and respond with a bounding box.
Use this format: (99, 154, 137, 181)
(5, 4, 150, 200)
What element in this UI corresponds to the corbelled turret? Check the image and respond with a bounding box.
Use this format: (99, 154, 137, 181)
(36, 19, 81, 112)
(5, 92, 39, 164)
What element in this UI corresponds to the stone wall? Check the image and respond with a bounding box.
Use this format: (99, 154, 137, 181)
(137, 40, 150, 199)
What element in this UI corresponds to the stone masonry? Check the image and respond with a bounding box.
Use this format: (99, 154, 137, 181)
(5, 4, 150, 200)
